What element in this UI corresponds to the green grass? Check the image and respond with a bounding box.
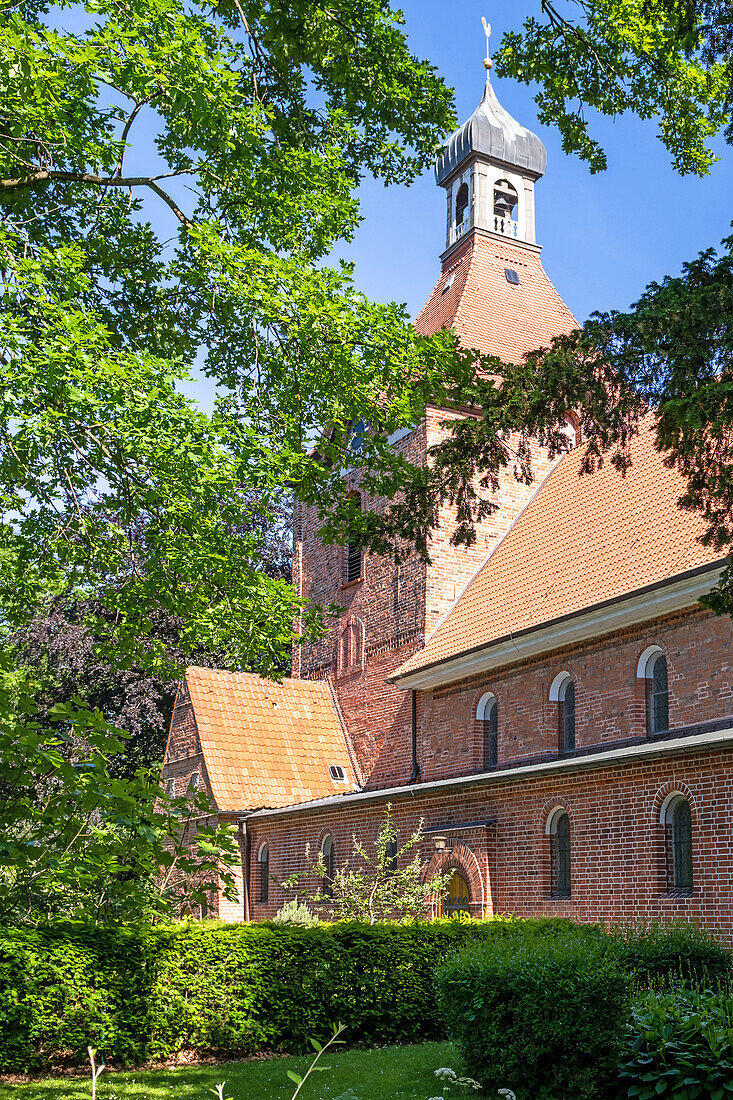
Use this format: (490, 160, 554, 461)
(0, 1042, 458, 1100)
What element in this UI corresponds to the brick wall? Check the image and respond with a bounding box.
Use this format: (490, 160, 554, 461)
(241, 602, 733, 937)
(423, 408, 557, 634)
(293, 412, 557, 787)
(417, 606, 733, 783)
(245, 743, 733, 937)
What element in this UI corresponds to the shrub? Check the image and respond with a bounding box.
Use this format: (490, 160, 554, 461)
(271, 900, 319, 927)
(608, 920, 731, 988)
(617, 985, 733, 1099)
(436, 931, 632, 1100)
(0, 916, 727, 1073)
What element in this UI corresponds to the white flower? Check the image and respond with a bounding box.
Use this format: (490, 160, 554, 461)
(497, 1090, 517, 1100)
(427, 1095, 445, 1099)
(435, 1068, 458, 1081)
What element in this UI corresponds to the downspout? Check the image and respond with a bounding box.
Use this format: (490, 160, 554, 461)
(409, 689, 421, 783)
(238, 816, 251, 922)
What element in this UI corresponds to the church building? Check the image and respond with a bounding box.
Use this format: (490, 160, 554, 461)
(163, 65, 733, 933)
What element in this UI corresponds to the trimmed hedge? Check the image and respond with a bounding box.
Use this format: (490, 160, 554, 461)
(437, 931, 632, 1100)
(0, 917, 728, 1072)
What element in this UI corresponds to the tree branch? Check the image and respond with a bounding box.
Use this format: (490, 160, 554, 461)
(0, 169, 195, 230)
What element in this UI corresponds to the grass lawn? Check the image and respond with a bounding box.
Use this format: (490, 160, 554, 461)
(0, 1041, 460, 1100)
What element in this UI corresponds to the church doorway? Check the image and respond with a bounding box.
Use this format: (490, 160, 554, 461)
(439, 871, 471, 917)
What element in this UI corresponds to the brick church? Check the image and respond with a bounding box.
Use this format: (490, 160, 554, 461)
(163, 66, 733, 933)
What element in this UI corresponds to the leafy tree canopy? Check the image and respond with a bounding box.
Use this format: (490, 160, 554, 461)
(494, 0, 732, 174)
(0, 0, 470, 677)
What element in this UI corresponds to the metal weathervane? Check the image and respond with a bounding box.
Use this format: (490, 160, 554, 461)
(481, 16, 493, 70)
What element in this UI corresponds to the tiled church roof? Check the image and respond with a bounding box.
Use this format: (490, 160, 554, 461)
(185, 667, 357, 812)
(393, 417, 725, 682)
(415, 233, 577, 363)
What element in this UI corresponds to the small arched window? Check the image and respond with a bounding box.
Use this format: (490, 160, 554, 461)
(648, 653, 669, 735)
(455, 181, 469, 225)
(322, 835, 335, 897)
(661, 795, 693, 894)
(547, 808, 571, 898)
(345, 494, 362, 583)
(550, 673, 575, 755)
(477, 693, 498, 770)
(258, 842, 269, 904)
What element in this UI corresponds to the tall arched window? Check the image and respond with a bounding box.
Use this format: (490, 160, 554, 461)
(455, 181, 469, 225)
(477, 692, 498, 770)
(345, 494, 362, 583)
(321, 835, 335, 897)
(550, 673, 575, 755)
(648, 653, 669, 734)
(258, 842, 269, 904)
(662, 795, 693, 893)
(547, 808, 571, 898)
(637, 646, 670, 736)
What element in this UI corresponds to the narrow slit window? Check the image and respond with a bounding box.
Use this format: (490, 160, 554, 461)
(345, 494, 362, 583)
(322, 835, 335, 898)
(258, 843, 269, 904)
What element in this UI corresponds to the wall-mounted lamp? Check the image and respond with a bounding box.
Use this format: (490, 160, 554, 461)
(432, 835, 447, 852)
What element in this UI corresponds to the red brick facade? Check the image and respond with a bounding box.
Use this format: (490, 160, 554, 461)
(162, 75, 733, 937)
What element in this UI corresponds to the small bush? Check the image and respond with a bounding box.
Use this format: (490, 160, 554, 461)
(437, 931, 632, 1100)
(609, 920, 731, 988)
(618, 985, 733, 1099)
(270, 900, 319, 927)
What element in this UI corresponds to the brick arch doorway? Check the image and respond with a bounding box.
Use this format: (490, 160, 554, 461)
(437, 870, 471, 917)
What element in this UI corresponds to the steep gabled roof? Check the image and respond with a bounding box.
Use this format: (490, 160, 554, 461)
(184, 668, 358, 812)
(393, 418, 725, 684)
(415, 232, 577, 363)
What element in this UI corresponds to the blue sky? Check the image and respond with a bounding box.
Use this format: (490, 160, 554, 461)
(341, 1, 732, 327)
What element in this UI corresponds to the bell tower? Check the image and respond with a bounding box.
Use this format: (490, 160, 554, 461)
(438, 26, 546, 253)
(294, 40, 577, 791)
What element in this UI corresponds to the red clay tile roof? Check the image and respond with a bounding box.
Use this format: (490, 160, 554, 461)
(415, 232, 577, 363)
(185, 668, 357, 812)
(394, 418, 724, 681)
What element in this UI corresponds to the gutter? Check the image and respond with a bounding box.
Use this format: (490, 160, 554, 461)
(408, 689, 420, 783)
(237, 814, 252, 922)
(242, 723, 733, 823)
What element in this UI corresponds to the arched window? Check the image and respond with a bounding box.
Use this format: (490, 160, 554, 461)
(321, 835, 335, 897)
(337, 617, 365, 675)
(455, 181, 469, 225)
(661, 795, 693, 893)
(648, 653, 669, 734)
(345, 494, 362, 583)
(547, 808, 571, 898)
(258, 842, 269, 904)
(477, 692, 498, 770)
(493, 178, 518, 219)
(550, 673, 575, 755)
(637, 646, 670, 735)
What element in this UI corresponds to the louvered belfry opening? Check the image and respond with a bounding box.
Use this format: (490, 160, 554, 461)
(345, 493, 362, 583)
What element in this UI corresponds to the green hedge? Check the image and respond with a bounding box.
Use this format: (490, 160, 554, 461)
(0, 917, 728, 1072)
(437, 931, 632, 1100)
